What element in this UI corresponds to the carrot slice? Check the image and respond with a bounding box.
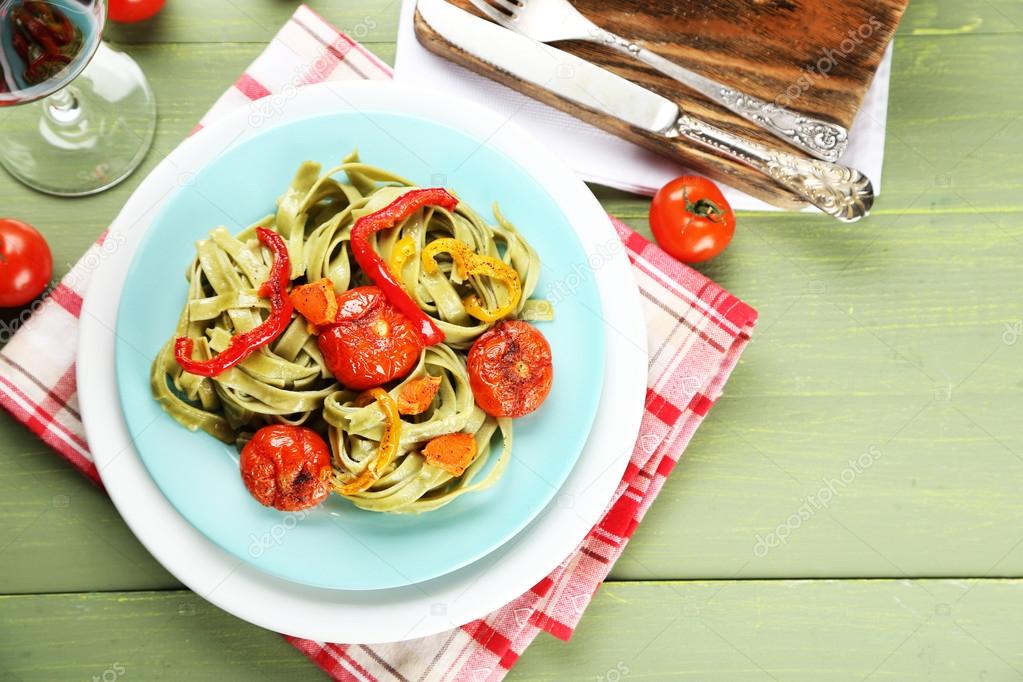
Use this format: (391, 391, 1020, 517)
(289, 278, 338, 327)
(397, 375, 441, 415)
(423, 432, 477, 476)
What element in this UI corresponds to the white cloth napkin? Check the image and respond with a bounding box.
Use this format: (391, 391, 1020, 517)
(394, 0, 893, 210)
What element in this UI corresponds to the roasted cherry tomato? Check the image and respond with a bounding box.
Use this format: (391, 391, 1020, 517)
(0, 218, 53, 308)
(317, 286, 423, 390)
(467, 320, 553, 418)
(239, 424, 333, 511)
(649, 176, 735, 264)
(107, 0, 166, 23)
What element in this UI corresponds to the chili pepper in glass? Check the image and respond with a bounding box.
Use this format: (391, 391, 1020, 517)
(0, 0, 157, 196)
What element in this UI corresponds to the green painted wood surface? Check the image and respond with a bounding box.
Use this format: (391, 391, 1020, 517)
(3, 581, 1023, 681)
(1, 0, 1022, 678)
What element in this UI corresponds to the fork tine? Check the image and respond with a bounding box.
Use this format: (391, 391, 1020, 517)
(466, 0, 515, 27)
(487, 0, 523, 14)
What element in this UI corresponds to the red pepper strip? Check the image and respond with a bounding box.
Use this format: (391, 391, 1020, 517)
(38, 4, 75, 45)
(19, 13, 63, 58)
(174, 227, 294, 378)
(12, 31, 30, 61)
(349, 188, 457, 346)
(53, 18, 74, 46)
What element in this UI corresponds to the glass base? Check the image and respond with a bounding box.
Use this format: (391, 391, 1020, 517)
(0, 43, 157, 197)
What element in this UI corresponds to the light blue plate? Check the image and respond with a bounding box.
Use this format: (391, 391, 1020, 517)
(115, 111, 604, 591)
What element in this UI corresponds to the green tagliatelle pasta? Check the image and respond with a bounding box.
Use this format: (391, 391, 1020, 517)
(151, 151, 552, 513)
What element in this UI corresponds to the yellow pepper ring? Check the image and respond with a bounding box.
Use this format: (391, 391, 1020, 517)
(388, 235, 417, 279)
(421, 238, 522, 323)
(421, 237, 473, 278)
(336, 387, 402, 496)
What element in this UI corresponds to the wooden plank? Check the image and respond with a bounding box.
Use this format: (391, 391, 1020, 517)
(97, 0, 1023, 46)
(2, 208, 1022, 591)
(105, 1, 402, 45)
(901, 0, 1023, 35)
(1, 580, 1022, 680)
(0, 591, 320, 681)
(0, 435, 176, 593)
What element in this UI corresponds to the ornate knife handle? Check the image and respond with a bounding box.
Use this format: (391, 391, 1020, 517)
(670, 114, 873, 222)
(591, 29, 849, 163)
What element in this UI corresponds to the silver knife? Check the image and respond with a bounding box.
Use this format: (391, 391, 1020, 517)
(416, 0, 873, 222)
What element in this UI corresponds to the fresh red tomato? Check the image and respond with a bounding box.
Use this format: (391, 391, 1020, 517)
(317, 286, 423, 390)
(0, 218, 53, 308)
(467, 320, 553, 418)
(107, 0, 166, 23)
(649, 176, 736, 263)
(239, 424, 333, 511)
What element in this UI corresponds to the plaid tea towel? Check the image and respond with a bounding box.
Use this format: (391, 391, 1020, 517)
(0, 6, 757, 681)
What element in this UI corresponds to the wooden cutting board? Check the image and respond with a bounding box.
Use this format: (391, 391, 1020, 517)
(414, 0, 908, 208)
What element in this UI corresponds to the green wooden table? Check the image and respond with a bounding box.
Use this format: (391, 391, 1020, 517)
(2, 1, 1023, 679)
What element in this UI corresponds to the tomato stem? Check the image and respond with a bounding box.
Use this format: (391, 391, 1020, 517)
(683, 189, 725, 223)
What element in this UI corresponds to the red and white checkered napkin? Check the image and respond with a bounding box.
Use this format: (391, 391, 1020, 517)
(0, 6, 757, 680)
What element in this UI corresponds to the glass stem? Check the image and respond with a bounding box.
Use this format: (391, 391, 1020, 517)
(45, 87, 83, 125)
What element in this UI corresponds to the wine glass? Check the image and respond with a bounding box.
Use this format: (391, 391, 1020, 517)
(0, 0, 156, 196)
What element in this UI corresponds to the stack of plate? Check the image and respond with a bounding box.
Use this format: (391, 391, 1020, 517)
(78, 82, 647, 643)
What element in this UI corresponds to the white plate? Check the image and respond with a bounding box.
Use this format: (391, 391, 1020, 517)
(78, 81, 647, 643)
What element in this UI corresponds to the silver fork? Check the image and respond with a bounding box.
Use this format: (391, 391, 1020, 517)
(466, 0, 850, 163)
